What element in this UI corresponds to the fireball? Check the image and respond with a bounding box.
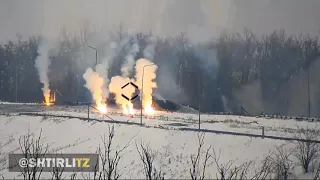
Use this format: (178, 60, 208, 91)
(144, 104, 155, 115)
(97, 103, 107, 114)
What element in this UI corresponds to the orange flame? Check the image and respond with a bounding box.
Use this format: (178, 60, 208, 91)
(44, 90, 55, 106)
(122, 102, 135, 115)
(144, 103, 155, 115)
(97, 103, 107, 114)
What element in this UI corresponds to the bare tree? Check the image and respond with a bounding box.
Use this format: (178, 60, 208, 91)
(88, 125, 137, 180)
(136, 141, 164, 180)
(250, 154, 273, 180)
(270, 145, 294, 180)
(212, 147, 255, 180)
(49, 153, 66, 180)
(211, 147, 274, 180)
(189, 133, 211, 180)
(50, 165, 65, 180)
(292, 127, 320, 173)
(18, 129, 49, 180)
(70, 173, 78, 180)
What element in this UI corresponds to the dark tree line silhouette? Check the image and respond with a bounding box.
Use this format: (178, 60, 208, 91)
(0, 28, 319, 116)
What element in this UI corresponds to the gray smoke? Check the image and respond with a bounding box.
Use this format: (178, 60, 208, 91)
(35, 38, 52, 98)
(83, 32, 135, 101)
(121, 38, 140, 77)
(154, 67, 185, 104)
(95, 63, 109, 100)
(143, 36, 157, 60)
(193, 43, 219, 76)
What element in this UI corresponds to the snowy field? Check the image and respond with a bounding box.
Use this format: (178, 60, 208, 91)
(0, 103, 320, 179)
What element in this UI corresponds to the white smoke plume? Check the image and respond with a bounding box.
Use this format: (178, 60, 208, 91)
(109, 37, 139, 114)
(134, 58, 158, 112)
(95, 62, 109, 100)
(35, 38, 52, 103)
(82, 35, 133, 112)
(121, 42, 140, 77)
(83, 68, 107, 113)
(103, 30, 136, 67)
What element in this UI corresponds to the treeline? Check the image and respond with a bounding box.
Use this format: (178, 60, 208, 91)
(0, 28, 319, 116)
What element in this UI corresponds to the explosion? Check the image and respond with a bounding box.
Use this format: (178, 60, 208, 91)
(144, 103, 155, 115)
(81, 37, 159, 117)
(107, 42, 140, 116)
(83, 68, 107, 114)
(109, 76, 136, 115)
(44, 90, 55, 106)
(134, 58, 158, 115)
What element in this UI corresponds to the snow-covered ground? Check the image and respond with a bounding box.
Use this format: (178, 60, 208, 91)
(0, 105, 319, 179)
(0, 101, 40, 105)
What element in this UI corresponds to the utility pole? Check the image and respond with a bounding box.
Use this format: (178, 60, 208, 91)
(88, 45, 98, 67)
(140, 63, 155, 125)
(307, 66, 311, 117)
(198, 73, 202, 130)
(15, 66, 18, 102)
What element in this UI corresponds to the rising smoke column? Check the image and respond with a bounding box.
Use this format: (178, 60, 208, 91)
(95, 39, 127, 100)
(82, 63, 108, 113)
(121, 42, 140, 77)
(95, 62, 109, 100)
(82, 37, 132, 113)
(35, 39, 52, 104)
(83, 68, 107, 113)
(109, 41, 140, 115)
(135, 58, 158, 113)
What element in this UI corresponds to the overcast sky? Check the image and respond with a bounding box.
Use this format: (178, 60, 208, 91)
(0, 0, 320, 42)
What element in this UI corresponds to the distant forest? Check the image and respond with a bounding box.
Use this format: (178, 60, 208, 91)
(0, 27, 319, 117)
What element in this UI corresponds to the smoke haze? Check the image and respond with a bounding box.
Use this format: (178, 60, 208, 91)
(1, 0, 320, 43)
(143, 36, 157, 61)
